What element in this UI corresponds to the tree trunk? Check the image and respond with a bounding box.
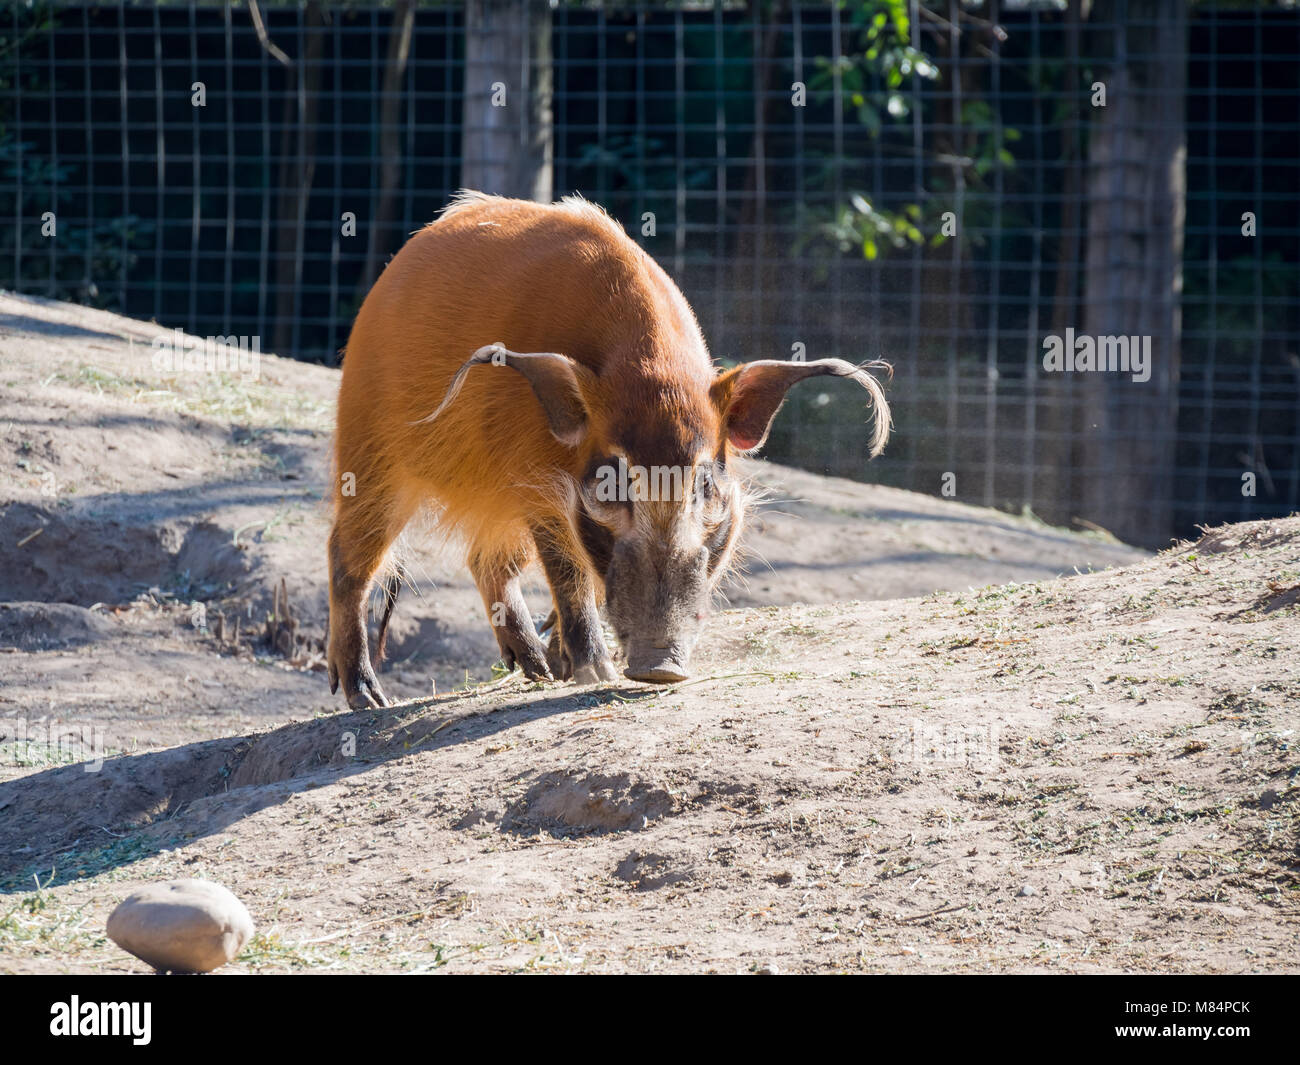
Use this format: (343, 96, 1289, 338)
(272, 1, 325, 357)
(357, 0, 417, 300)
(1051, 0, 1085, 338)
(1036, 0, 1085, 527)
(732, 1, 785, 357)
(1078, 0, 1186, 547)
(461, 0, 553, 202)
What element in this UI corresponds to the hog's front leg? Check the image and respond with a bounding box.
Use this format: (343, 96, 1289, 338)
(471, 550, 553, 681)
(532, 527, 619, 684)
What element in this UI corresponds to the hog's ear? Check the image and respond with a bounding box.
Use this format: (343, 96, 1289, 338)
(710, 358, 893, 457)
(415, 342, 592, 447)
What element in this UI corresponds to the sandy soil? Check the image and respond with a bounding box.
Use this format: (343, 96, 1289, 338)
(0, 291, 1143, 750)
(1, 292, 1294, 974)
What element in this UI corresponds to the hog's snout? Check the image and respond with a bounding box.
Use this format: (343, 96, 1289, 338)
(604, 523, 712, 685)
(623, 636, 691, 684)
(624, 660, 689, 684)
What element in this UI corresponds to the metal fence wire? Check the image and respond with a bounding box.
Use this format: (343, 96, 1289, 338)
(3, 0, 1298, 549)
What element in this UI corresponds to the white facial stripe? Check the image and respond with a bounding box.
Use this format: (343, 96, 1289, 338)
(614, 454, 728, 553)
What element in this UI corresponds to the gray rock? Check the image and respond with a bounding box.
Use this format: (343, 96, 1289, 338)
(106, 879, 254, 973)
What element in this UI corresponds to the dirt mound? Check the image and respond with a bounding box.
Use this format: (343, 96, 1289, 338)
(0, 702, 429, 871)
(0, 733, 245, 872)
(1185, 518, 1298, 556)
(501, 771, 678, 835)
(1, 517, 1296, 973)
(0, 602, 117, 650)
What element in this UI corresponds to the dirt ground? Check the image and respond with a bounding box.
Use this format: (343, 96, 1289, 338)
(0, 291, 1295, 973)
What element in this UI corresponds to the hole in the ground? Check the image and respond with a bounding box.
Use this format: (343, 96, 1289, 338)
(0, 503, 251, 604)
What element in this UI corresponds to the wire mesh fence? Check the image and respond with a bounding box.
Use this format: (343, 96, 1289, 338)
(2, 0, 1297, 548)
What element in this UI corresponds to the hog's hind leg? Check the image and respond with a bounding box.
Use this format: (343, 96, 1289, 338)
(327, 520, 394, 710)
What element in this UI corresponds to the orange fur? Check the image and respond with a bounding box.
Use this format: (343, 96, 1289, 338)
(328, 191, 889, 705)
(332, 191, 721, 578)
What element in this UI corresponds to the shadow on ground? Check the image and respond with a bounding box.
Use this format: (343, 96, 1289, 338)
(0, 682, 648, 890)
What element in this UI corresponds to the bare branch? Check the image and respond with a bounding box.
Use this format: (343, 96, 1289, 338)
(247, 0, 293, 67)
